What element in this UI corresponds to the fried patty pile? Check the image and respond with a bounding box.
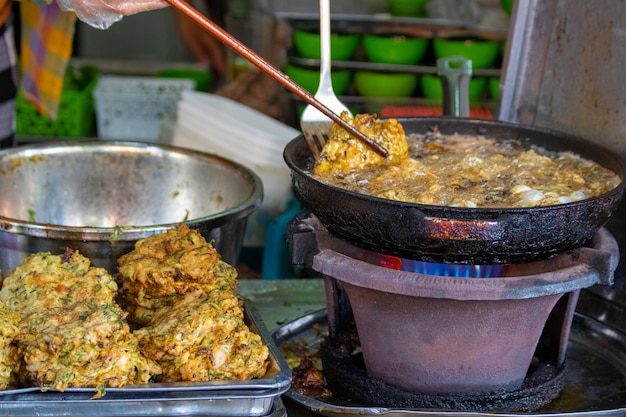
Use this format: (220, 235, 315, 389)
(118, 224, 268, 382)
(117, 224, 238, 327)
(0, 224, 269, 396)
(135, 289, 269, 382)
(0, 249, 161, 397)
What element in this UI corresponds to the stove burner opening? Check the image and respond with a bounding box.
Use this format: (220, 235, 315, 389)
(376, 254, 504, 277)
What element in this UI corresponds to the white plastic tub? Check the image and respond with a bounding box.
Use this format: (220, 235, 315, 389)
(94, 75, 195, 141)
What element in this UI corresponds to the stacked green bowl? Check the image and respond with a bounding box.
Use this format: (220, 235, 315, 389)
(362, 34, 429, 65)
(386, 0, 430, 17)
(433, 38, 501, 69)
(354, 71, 418, 98)
(284, 64, 351, 95)
(420, 73, 487, 101)
(292, 29, 360, 61)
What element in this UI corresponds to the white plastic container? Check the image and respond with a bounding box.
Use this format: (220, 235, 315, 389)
(94, 75, 195, 141)
(171, 92, 299, 246)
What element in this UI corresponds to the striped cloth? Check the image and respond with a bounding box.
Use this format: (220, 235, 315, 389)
(20, 0, 76, 119)
(0, 15, 17, 147)
(0, 0, 11, 28)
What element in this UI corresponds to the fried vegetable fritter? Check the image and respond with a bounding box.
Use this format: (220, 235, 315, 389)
(16, 303, 160, 395)
(0, 249, 161, 397)
(313, 112, 409, 177)
(0, 309, 20, 389)
(117, 224, 238, 327)
(135, 289, 269, 382)
(0, 249, 118, 317)
(0, 225, 269, 396)
(120, 224, 269, 382)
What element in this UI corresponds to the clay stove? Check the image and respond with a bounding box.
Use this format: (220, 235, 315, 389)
(289, 213, 619, 412)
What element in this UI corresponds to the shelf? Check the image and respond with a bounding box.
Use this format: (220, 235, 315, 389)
(288, 55, 502, 77)
(289, 94, 497, 119)
(274, 12, 508, 41)
(276, 13, 506, 118)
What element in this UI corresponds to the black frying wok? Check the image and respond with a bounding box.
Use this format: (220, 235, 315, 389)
(284, 117, 626, 264)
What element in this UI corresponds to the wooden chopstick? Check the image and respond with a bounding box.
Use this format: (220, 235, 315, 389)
(165, 0, 389, 158)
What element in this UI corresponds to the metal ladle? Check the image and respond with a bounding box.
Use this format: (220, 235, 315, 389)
(166, 0, 389, 158)
(437, 56, 472, 117)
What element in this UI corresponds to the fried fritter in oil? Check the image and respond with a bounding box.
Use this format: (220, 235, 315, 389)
(0, 249, 161, 397)
(0, 308, 20, 389)
(313, 115, 621, 208)
(116, 224, 238, 327)
(313, 112, 409, 177)
(135, 289, 269, 382)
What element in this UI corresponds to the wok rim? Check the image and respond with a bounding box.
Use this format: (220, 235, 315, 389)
(0, 141, 263, 241)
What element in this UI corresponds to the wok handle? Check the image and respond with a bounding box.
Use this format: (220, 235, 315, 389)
(437, 56, 472, 118)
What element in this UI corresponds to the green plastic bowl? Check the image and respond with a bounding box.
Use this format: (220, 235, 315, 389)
(501, 0, 513, 15)
(284, 64, 351, 95)
(488, 77, 500, 100)
(362, 34, 429, 65)
(386, 0, 430, 17)
(420, 73, 487, 101)
(433, 38, 501, 69)
(292, 29, 360, 61)
(354, 71, 418, 98)
(157, 69, 212, 92)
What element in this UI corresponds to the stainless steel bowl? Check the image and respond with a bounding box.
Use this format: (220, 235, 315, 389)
(0, 141, 263, 274)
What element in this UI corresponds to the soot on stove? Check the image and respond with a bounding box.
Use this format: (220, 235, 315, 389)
(320, 317, 566, 413)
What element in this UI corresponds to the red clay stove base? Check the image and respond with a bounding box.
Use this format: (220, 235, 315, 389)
(320, 319, 567, 412)
(306, 228, 618, 396)
(342, 282, 562, 393)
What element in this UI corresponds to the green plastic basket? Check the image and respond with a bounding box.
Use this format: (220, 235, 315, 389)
(16, 66, 99, 138)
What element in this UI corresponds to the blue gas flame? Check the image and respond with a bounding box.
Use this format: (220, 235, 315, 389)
(377, 255, 504, 278)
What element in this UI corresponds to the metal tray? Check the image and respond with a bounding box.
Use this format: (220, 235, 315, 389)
(273, 309, 626, 417)
(0, 305, 292, 417)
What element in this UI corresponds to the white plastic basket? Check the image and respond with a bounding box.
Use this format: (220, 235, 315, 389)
(94, 75, 195, 141)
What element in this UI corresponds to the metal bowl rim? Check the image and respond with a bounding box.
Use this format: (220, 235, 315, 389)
(0, 141, 263, 241)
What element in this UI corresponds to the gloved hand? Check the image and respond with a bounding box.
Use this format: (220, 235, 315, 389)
(56, 0, 169, 29)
